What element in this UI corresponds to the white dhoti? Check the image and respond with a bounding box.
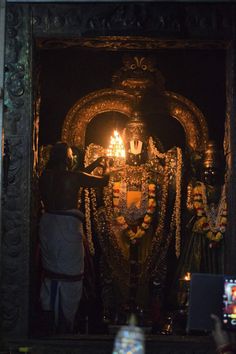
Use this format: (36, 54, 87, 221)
(39, 209, 84, 332)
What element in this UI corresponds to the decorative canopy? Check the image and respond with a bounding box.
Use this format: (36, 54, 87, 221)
(61, 56, 208, 152)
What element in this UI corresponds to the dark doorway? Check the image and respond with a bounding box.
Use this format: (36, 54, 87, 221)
(34, 42, 226, 336)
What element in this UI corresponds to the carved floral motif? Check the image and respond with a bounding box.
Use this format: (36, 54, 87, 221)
(2, 5, 31, 334)
(32, 3, 232, 38)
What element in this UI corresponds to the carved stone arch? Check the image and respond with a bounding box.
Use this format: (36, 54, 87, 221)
(62, 88, 208, 152)
(61, 88, 136, 148)
(166, 91, 209, 152)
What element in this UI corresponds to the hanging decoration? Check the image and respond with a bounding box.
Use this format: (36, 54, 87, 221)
(192, 182, 227, 244)
(112, 179, 157, 241)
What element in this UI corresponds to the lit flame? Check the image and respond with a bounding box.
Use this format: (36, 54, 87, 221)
(107, 130, 125, 158)
(184, 272, 191, 281)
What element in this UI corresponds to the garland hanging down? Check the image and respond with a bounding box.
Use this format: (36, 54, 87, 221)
(192, 182, 227, 243)
(113, 180, 157, 241)
(83, 142, 183, 259)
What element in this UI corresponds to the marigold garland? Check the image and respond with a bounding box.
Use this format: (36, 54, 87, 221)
(174, 147, 182, 258)
(84, 188, 95, 255)
(113, 180, 157, 241)
(192, 182, 227, 243)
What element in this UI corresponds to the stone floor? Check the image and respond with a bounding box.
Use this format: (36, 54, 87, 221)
(7, 333, 215, 354)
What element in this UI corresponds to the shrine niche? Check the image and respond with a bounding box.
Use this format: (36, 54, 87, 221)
(58, 55, 211, 325)
(36, 47, 227, 334)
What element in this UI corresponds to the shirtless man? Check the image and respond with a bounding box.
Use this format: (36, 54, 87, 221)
(39, 142, 109, 334)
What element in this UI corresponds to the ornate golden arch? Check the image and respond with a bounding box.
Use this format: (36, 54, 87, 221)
(166, 91, 208, 152)
(62, 89, 135, 148)
(62, 88, 208, 152)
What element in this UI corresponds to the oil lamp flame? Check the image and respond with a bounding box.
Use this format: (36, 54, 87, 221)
(184, 272, 191, 281)
(107, 130, 125, 158)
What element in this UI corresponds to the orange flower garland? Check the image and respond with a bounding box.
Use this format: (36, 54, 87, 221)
(112, 181, 157, 241)
(193, 182, 227, 243)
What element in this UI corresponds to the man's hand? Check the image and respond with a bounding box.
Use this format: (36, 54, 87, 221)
(96, 156, 106, 166)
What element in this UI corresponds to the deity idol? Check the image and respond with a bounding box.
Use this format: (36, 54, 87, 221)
(83, 111, 183, 324)
(179, 140, 226, 277)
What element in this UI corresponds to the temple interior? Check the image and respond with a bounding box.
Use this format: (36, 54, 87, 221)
(31, 45, 228, 335)
(1, 2, 236, 353)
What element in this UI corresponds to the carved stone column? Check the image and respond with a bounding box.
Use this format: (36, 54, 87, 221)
(225, 38, 236, 274)
(1, 4, 32, 337)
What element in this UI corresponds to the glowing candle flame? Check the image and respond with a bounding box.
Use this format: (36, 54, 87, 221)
(107, 130, 125, 158)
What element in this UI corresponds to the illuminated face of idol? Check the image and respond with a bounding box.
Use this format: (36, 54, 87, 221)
(126, 139, 147, 166)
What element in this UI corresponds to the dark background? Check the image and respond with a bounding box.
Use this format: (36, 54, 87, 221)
(38, 47, 226, 152)
(35, 46, 226, 334)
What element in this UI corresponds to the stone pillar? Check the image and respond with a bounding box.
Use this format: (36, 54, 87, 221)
(1, 4, 32, 337)
(224, 35, 236, 274)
